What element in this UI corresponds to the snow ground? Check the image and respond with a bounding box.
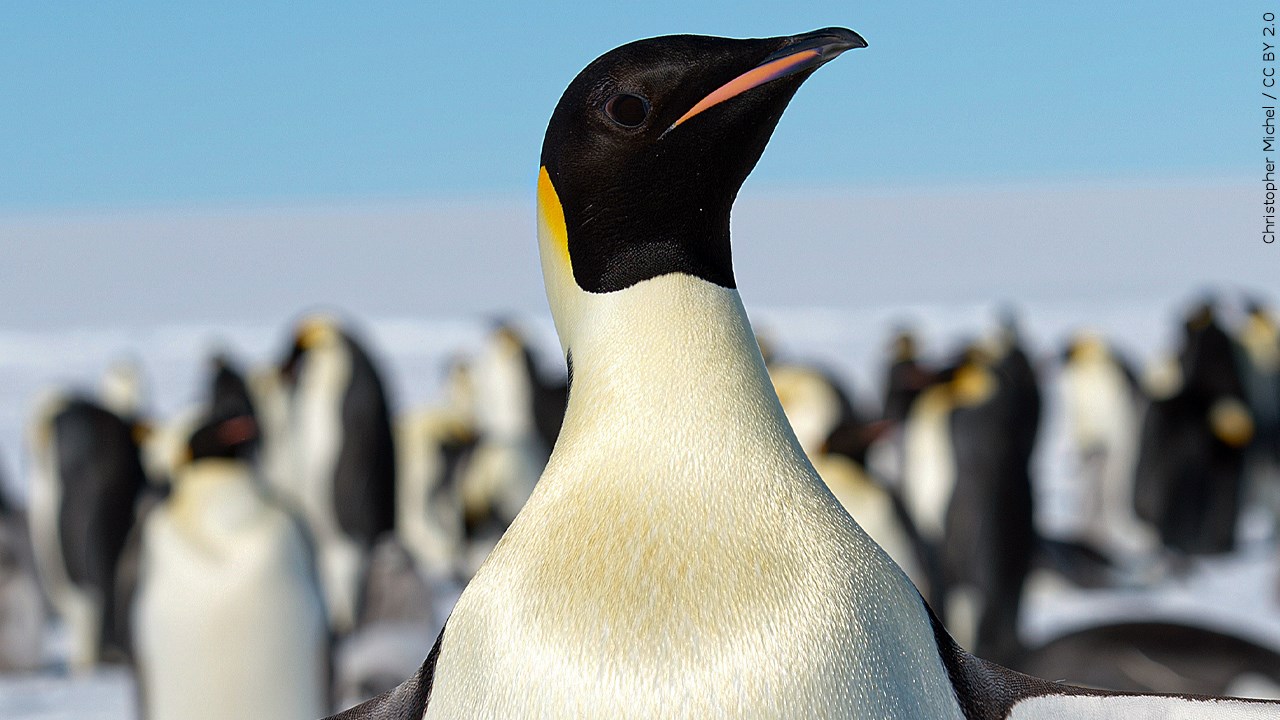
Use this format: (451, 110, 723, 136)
(0, 297, 1276, 717)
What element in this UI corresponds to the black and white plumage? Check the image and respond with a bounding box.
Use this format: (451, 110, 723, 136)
(898, 346, 1037, 666)
(1236, 302, 1280, 519)
(282, 315, 397, 634)
(28, 395, 147, 670)
(1057, 332, 1155, 558)
(131, 407, 329, 720)
(395, 357, 476, 587)
(1136, 302, 1254, 556)
(329, 29, 1280, 720)
(453, 323, 561, 577)
(883, 328, 931, 425)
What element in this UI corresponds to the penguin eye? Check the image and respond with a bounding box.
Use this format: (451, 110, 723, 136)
(603, 93, 650, 128)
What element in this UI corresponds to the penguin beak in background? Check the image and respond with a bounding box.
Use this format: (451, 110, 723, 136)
(215, 415, 259, 448)
(665, 27, 867, 134)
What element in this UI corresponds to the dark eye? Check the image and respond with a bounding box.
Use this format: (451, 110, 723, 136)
(604, 93, 649, 128)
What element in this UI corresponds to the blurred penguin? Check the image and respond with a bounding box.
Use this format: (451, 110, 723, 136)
(246, 363, 298, 509)
(209, 353, 258, 430)
(333, 537, 438, 712)
(901, 347, 1036, 665)
(132, 408, 329, 720)
(987, 309, 1042, 466)
(455, 322, 562, 577)
(281, 315, 397, 635)
(1136, 301, 1254, 556)
(882, 327, 931, 425)
(1059, 332, 1156, 557)
(396, 357, 475, 589)
(27, 393, 147, 671)
(865, 327, 934, 496)
(0, 466, 43, 673)
(1236, 301, 1280, 518)
(768, 357, 920, 580)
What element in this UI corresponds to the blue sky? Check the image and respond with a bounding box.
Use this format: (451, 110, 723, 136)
(0, 2, 1262, 210)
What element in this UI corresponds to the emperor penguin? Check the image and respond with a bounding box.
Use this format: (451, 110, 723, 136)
(396, 357, 476, 588)
(27, 393, 147, 671)
(1136, 302, 1254, 555)
(899, 347, 1036, 665)
(455, 322, 567, 577)
(883, 327, 930, 425)
(329, 29, 1280, 719)
(281, 314, 397, 635)
(132, 407, 329, 720)
(209, 353, 260, 434)
(1236, 301, 1280, 518)
(1058, 332, 1156, 558)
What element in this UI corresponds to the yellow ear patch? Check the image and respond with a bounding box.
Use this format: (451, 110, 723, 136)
(296, 316, 337, 349)
(537, 166, 571, 269)
(951, 363, 996, 407)
(1209, 398, 1255, 448)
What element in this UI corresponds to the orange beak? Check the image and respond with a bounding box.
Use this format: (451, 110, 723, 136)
(666, 28, 867, 134)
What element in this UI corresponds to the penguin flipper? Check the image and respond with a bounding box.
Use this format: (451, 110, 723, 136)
(325, 624, 443, 719)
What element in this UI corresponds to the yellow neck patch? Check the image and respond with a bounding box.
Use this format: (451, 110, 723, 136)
(951, 364, 996, 407)
(537, 166, 571, 269)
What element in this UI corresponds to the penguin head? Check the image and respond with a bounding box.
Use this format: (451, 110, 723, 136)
(537, 29, 865, 342)
(934, 345, 997, 409)
(1062, 331, 1106, 364)
(1184, 299, 1218, 333)
(281, 314, 345, 383)
(186, 411, 260, 464)
(889, 328, 918, 364)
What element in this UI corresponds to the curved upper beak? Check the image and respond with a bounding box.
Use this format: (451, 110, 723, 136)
(666, 27, 867, 134)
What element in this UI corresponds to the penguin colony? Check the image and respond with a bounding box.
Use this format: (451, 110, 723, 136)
(322, 28, 1280, 719)
(0, 25, 1278, 720)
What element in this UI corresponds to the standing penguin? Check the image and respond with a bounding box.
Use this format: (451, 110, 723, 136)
(27, 394, 147, 671)
(396, 357, 476, 588)
(1058, 332, 1155, 557)
(330, 29, 1279, 719)
(883, 327, 931, 425)
(281, 315, 397, 635)
(988, 310, 1041, 469)
(209, 353, 259, 432)
(1237, 301, 1280, 518)
(941, 348, 1037, 666)
(901, 346, 1037, 664)
(455, 322, 559, 577)
(1136, 302, 1254, 555)
(132, 408, 329, 720)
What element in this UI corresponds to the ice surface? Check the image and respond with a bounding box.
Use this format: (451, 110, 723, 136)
(0, 297, 1276, 717)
